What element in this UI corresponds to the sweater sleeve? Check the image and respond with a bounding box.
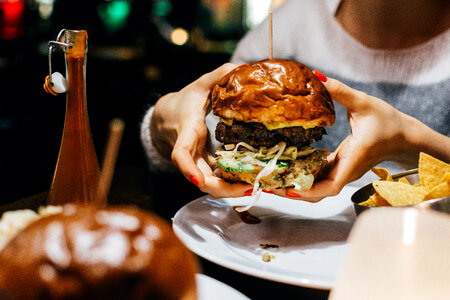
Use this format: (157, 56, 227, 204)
(140, 106, 221, 173)
(140, 106, 179, 173)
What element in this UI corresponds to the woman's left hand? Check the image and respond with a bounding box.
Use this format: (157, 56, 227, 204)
(272, 77, 414, 202)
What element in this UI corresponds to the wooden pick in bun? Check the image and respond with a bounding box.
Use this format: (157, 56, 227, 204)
(0, 205, 198, 300)
(210, 59, 335, 192)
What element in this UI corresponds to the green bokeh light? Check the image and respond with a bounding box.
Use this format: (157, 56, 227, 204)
(98, 0, 131, 32)
(152, 1, 172, 17)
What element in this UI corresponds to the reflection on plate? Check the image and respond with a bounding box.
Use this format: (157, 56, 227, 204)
(197, 273, 250, 300)
(174, 186, 359, 290)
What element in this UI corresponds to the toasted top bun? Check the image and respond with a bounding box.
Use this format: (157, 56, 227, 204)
(0, 205, 198, 300)
(210, 59, 335, 128)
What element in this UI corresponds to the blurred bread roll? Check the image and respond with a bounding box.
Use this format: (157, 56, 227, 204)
(0, 204, 198, 300)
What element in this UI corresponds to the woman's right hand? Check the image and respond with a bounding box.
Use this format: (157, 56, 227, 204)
(150, 63, 253, 198)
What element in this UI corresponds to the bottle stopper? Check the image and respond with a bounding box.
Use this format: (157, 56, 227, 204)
(43, 31, 71, 96)
(44, 72, 67, 95)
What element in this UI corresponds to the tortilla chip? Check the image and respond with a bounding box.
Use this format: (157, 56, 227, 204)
(423, 180, 450, 201)
(418, 153, 450, 190)
(358, 199, 373, 207)
(397, 177, 410, 184)
(373, 180, 428, 206)
(359, 193, 391, 207)
(371, 167, 393, 181)
(440, 172, 450, 184)
(365, 153, 449, 207)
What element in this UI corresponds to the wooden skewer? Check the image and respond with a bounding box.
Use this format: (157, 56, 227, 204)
(269, 10, 273, 59)
(97, 118, 125, 203)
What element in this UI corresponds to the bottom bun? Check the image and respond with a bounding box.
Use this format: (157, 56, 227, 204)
(220, 150, 327, 190)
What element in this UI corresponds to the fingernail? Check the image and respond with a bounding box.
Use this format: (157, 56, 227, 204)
(263, 190, 274, 194)
(286, 191, 301, 198)
(313, 70, 327, 82)
(244, 189, 253, 196)
(189, 175, 200, 187)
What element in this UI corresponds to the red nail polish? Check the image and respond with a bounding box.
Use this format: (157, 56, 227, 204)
(244, 189, 253, 196)
(286, 191, 301, 198)
(313, 70, 327, 82)
(263, 190, 274, 194)
(189, 175, 200, 187)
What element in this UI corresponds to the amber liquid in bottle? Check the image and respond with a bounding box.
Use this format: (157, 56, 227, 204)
(47, 30, 106, 207)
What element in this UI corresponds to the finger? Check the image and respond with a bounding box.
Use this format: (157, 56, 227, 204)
(172, 127, 205, 186)
(291, 178, 342, 202)
(205, 152, 218, 169)
(323, 77, 370, 112)
(196, 161, 252, 198)
(180, 63, 239, 114)
(202, 176, 253, 198)
(272, 188, 290, 198)
(195, 157, 253, 198)
(195, 155, 216, 177)
(195, 63, 238, 91)
(271, 187, 322, 202)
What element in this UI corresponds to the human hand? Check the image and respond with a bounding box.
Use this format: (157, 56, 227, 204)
(273, 76, 414, 202)
(150, 63, 252, 198)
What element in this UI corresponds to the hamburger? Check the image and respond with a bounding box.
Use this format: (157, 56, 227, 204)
(210, 59, 335, 193)
(0, 204, 198, 300)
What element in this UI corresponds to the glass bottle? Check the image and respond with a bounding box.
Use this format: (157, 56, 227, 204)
(47, 30, 106, 207)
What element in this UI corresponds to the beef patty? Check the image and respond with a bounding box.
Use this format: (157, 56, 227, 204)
(215, 121, 325, 148)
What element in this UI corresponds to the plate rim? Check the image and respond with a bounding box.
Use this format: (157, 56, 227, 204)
(196, 273, 250, 300)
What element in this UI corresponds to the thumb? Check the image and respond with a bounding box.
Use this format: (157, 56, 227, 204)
(195, 63, 238, 91)
(171, 126, 206, 186)
(323, 77, 370, 112)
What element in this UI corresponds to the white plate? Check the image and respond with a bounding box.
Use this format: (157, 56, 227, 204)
(197, 273, 250, 300)
(174, 186, 359, 290)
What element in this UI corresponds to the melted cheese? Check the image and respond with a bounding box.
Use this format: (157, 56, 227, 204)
(220, 118, 316, 130)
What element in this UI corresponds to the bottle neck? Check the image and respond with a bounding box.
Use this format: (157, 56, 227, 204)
(64, 30, 88, 122)
(65, 53, 87, 129)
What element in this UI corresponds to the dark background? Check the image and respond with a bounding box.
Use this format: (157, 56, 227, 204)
(0, 0, 245, 205)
